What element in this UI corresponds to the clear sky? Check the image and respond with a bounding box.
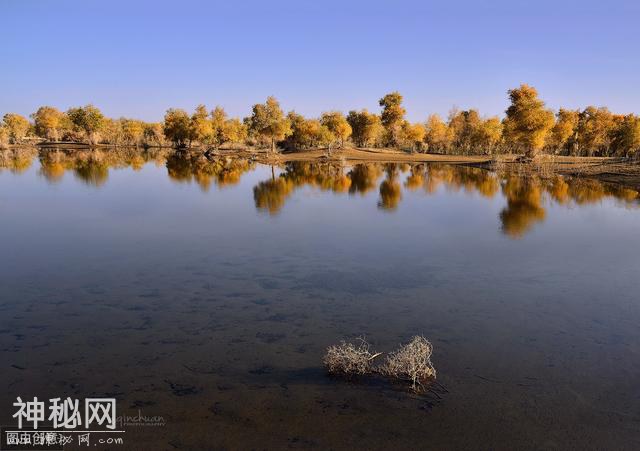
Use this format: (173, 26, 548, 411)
(1, 0, 638, 122)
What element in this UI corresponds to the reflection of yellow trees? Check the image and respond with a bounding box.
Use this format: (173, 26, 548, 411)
(253, 162, 352, 214)
(378, 164, 402, 210)
(404, 165, 425, 190)
(253, 175, 294, 214)
(500, 176, 546, 238)
(498, 173, 640, 237)
(36, 147, 170, 185)
(165, 152, 255, 191)
(74, 158, 109, 187)
(423, 165, 499, 198)
(0, 148, 37, 174)
(378, 179, 402, 210)
(543, 176, 570, 204)
(347, 163, 383, 195)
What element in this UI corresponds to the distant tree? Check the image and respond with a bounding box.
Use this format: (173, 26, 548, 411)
(190, 104, 213, 145)
(379, 92, 406, 146)
(424, 114, 452, 153)
(143, 123, 165, 147)
(320, 111, 352, 148)
(574, 106, 615, 156)
(210, 106, 228, 149)
(222, 118, 247, 146)
(163, 108, 191, 148)
(400, 121, 426, 152)
(0, 124, 9, 147)
(503, 84, 554, 157)
(284, 112, 333, 150)
(448, 109, 483, 154)
(610, 114, 640, 158)
(31, 106, 64, 141)
(548, 109, 579, 154)
(2, 113, 30, 143)
(99, 119, 123, 145)
(246, 96, 292, 152)
(121, 119, 145, 146)
(475, 117, 503, 154)
(346, 109, 384, 147)
(66, 105, 105, 143)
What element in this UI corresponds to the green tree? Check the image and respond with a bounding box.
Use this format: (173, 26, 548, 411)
(346, 109, 383, 147)
(31, 106, 64, 141)
(2, 113, 30, 143)
(66, 105, 105, 143)
(379, 91, 406, 146)
(246, 96, 291, 152)
(163, 108, 191, 148)
(503, 84, 554, 156)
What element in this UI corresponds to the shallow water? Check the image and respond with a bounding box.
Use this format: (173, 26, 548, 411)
(1, 148, 639, 450)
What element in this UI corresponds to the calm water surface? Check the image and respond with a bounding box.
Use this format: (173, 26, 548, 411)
(1, 148, 639, 450)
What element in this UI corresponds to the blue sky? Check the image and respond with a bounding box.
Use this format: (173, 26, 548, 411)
(1, 0, 638, 122)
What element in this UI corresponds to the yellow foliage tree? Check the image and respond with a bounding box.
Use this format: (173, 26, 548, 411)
(246, 96, 291, 152)
(2, 113, 30, 143)
(503, 84, 554, 157)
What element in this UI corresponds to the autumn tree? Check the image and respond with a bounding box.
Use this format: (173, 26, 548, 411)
(66, 105, 105, 143)
(503, 84, 554, 157)
(121, 119, 145, 146)
(163, 108, 191, 148)
(190, 104, 213, 146)
(320, 111, 352, 148)
(610, 114, 640, 158)
(379, 92, 406, 147)
(424, 114, 452, 153)
(574, 106, 615, 156)
(210, 106, 227, 149)
(475, 117, 503, 154)
(548, 109, 579, 154)
(284, 112, 333, 150)
(2, 113, 30, 143)
(31, 106, 64, 141)
(346, 109, 383, 147)
(400, 121, 426, 152)
(143, 123, 165, 147)
(448, 109, 482, 154)
(0, 125, 9, 147)
(222, 118, 247, 146)
(246, 96, 291, 152)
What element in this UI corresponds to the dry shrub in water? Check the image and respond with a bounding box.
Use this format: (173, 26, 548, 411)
(323, 337, 381, 377)
(380, 336, 436, 391)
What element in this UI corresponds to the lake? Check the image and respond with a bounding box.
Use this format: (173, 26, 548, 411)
(1, 148, 639, 450)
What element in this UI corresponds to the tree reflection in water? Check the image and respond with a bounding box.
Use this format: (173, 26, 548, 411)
(4, 148, 639, 238)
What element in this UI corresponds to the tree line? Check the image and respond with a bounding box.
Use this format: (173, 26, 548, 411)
(1, 84, 639, 157)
